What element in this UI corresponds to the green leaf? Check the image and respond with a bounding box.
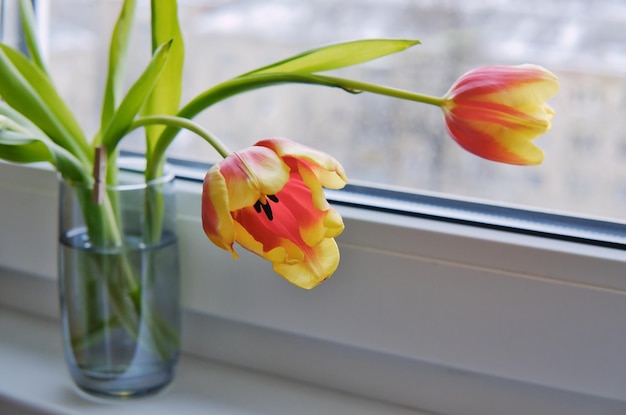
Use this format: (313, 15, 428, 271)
(241, 39, 420, 76)
(17, 0, 48, 73)
(142, 0, 185, 155)
(0, 100, 46, 139)
(0, 129, 90, 183)
(101, 41, 172, 153)
(0, 45, 90, 162)
(100, 0, 137, 133)
(0, 131, 50, 162)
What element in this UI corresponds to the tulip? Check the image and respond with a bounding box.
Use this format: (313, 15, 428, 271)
(440, 64, 559, 165)
(202, 137, 347, 289)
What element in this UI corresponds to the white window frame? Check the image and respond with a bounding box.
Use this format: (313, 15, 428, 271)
(1, 161, 625, 414)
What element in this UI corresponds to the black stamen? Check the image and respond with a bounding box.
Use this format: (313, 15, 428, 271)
(261, 201, 273, 221)
(253, 195, 279, 221)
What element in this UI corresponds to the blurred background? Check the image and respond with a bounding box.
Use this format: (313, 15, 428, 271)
(4, 0, 626, 222)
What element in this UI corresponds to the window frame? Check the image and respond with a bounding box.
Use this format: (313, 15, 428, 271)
(165, 154, 626, 250)
(1, 2, 626, 410)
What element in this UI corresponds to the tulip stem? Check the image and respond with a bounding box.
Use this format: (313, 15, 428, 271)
(149, 72, 445, 169)
(129, 115, 231, 177)
(313, 74, 446, 107)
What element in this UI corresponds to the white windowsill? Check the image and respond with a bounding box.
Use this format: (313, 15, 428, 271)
(0, 305, 428, 415)
(2, 276, 626, 415)
(1, 161, 626, 415)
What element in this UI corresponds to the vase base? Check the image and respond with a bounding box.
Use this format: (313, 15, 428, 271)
(69, 365, 176, 400)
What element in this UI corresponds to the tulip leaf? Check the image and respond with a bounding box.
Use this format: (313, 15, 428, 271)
(0, 129, 89, 183)
(0, 100, 47, 139)
(101, 40, 172, 154)
(142, 0, 184, 157)
(100, 0, 137, 133)
(0, 130, 50, 163)
(0, 45, 89, 162)
(17, 0, 48, 73)
(241, 39, 420, 76)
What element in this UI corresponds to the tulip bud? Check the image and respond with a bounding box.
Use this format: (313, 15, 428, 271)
(441, 64, 559, 165)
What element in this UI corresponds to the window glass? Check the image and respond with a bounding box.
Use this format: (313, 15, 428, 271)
(39, 0, 626, 222)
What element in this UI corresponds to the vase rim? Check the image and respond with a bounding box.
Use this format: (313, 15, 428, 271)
(58, 156, 175, 191)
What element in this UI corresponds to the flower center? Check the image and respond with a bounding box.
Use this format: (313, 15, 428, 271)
(253, 194, 279, 221)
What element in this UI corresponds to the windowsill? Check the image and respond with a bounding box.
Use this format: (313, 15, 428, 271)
(0, 305, 430, 415)
(3, 269, 626, 415)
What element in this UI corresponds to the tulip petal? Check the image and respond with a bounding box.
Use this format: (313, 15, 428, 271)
(233, 218, 304, 264)
(232, 170, 335, 255)
(324, 207, 344, 238)
(444, 110, 544, 165)
(447, 65, 559, 104)
(275, 173, 341, 246)
(202, 165, 238, 257)
(257, 137, 348, 189)
(448, 102, 551, 140)
(273, 238, 340, 289)
(221, 147, 290, 211)
(232, 184, 307, 265)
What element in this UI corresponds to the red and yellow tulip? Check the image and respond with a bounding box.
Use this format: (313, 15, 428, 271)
(441, 64, 559, 165)
(202, 137, 347, 289)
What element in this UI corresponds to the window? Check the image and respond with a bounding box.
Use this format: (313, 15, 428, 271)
(2, 2, 626, 411)
(37, 0, 626, 228)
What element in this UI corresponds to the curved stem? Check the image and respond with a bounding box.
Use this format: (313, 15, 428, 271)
(146, 73, 340, 179)
(130, 115, 231, 159)
(147, 72, 445, 179)
(137, 115, 235, 179)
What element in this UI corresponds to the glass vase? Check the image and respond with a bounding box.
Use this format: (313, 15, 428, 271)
(57, 157, 181, 398)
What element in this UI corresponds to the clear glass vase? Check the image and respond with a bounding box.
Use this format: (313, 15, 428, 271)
(57, 157, 181, 398)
